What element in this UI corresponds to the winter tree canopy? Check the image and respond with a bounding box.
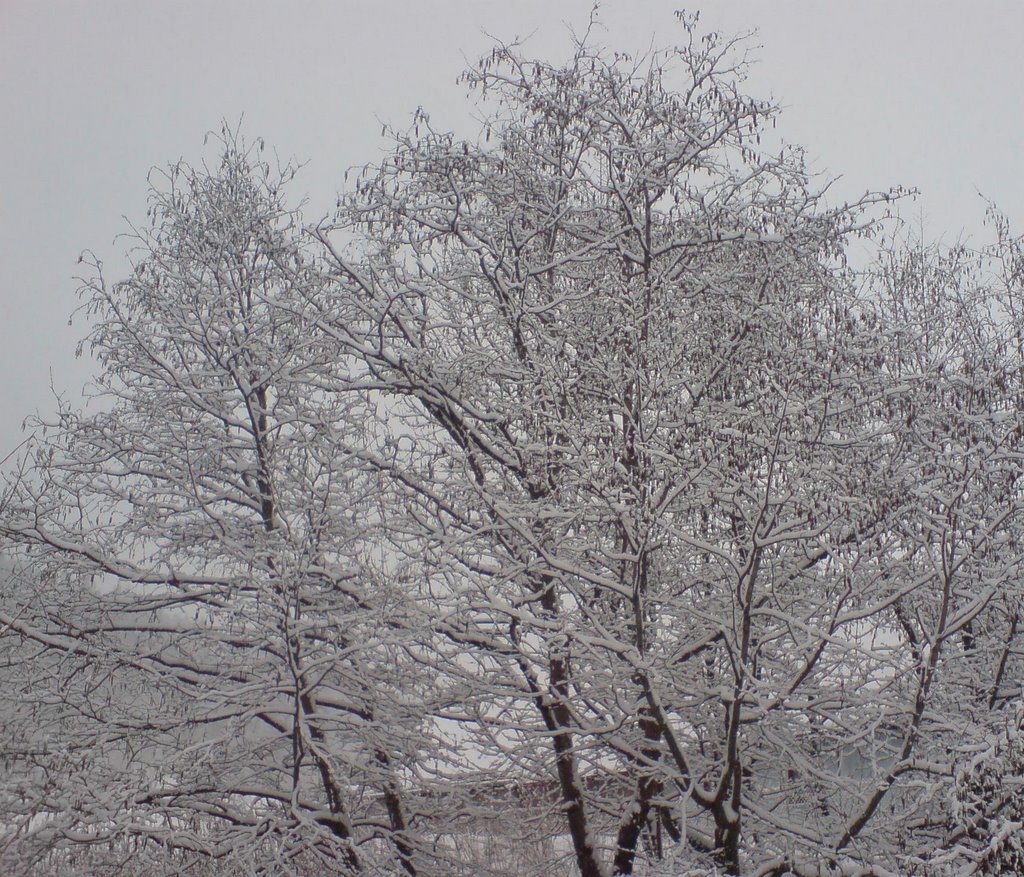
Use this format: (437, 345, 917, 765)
(4, 15, 1024, 877)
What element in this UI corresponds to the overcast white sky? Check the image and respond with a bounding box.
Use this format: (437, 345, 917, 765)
(3, 1, 1023, 463)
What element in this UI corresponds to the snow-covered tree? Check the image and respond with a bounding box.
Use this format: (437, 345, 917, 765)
(312, 17, 1024, 877)
(0, 130, 434, 876)
(5, 16, 1024, 877)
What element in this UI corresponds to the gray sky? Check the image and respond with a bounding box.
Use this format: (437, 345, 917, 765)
(3, 1, 1023, 463)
